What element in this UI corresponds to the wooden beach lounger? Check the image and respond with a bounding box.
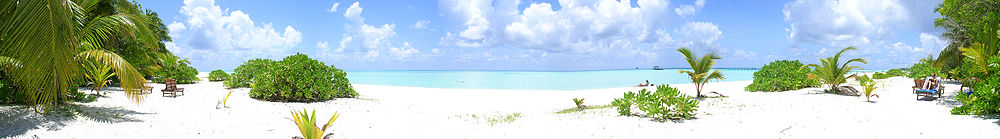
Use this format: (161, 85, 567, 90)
(913, 79, 941, 99)
(161, 79, 185, 97)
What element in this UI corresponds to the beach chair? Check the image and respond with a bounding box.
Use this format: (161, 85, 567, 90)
(161, 79, 185, 97)
(911, 79, 924, 93)
(913, 79, 942, 99)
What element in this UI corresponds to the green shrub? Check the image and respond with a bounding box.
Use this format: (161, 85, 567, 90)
(872, 72, 889, 79)
(907, 63, 943, 79)
(248, 54, 357, 102)
(69, 91, 96, 103)
(0, 76, 23, 104)
(153, 59, 199, 84)
(745, 60, 820, 92)
(952, 57, 1000, 115)
(886, 69, 906, 76)
(208, 70, 229, 81)
(612, 85, 699, 120)
(952, 75, 1000, 115)
(224, 59, 276, 88)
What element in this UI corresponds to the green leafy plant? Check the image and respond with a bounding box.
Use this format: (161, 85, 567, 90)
(951, 56, 1000, 115)
(572, 98, 585, 111)
(677, 47, 725, 97)
(224, 59, 276, 88)
(1, 0, 157, 110)
(81, 61, 116, 94)
(745, 60, 820, 92)
(907, 62, 943, 79)
(290, 109, 340, 139)
(612, 85, 699, 120)
(248, 54, 357, 102)
(800, 46, 867, 92)
(153, 56, 199, 84)
(857, 75, 880, 102)
(208, 70, 229, 81)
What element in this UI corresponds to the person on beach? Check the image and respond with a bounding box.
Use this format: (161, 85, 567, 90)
(922, 73, 939, 90)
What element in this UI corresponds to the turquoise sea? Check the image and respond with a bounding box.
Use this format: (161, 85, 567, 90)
(344, 69, 883, 90)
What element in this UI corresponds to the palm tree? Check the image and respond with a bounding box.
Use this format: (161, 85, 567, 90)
(0, 0, 157, 110)
(800, 47, 867, 92)
(677, 48, 725, 97)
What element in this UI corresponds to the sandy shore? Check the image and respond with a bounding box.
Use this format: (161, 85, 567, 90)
(2, 75, 999, 138)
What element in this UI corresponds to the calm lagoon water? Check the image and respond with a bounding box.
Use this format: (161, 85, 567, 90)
(344, 69, 769, 90)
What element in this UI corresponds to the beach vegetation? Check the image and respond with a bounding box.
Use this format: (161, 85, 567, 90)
(290, 108, 340, 139)
(153, 55, 199, 84)
(857, 75, 879, 102)
(0, 0, 175, 110)
(937, 0, 1000, 116)
(676, 47, 725, 97)
(907, 55, 945, 79)
(248, 54, 357, 102)
(613, 85, 699, 120)
(573, 98, 586, 111)
(487, 112, 522, 125)
(208, 70, 229, 81)
(800, 46, 867, 92)
(873, 69, 907, 79)
(555, 104, 613, 114)
(81, 61, 117, 94)
(225, 59, 277, 88)
(745, 60, 820, 92)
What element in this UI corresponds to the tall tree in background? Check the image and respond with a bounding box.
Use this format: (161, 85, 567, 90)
(0, 0, 163, 110)
(935, 0, 1000, 76)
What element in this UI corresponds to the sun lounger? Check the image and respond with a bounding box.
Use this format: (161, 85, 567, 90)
(913, 79, 941, 99)
(161, 79, 185, 97)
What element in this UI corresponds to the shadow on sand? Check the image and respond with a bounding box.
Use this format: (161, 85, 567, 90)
(0, 104, 152, 138)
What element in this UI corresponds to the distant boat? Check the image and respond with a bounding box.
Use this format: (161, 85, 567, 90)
(653, 66, 664, 70)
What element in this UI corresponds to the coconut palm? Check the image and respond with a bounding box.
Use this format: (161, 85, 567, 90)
(0, 0, 157, 110)
(800, 46, 867, 92)
(81, 60, 116, 94)
(677, 48, 725, 97)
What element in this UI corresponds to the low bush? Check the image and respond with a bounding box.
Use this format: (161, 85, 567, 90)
(248, 54, 357, 102)
(208, 70, 229, 81)
(951, 57, 1000, 115)
(907, 63, 942, 79)
(952, 75, 1000, 115)
(0, 77, 23, 104)
(612, 85, 699, 120)
(153, 58, 199, 84)
(745, 60, 820, 92)
(886, 69, 906, 76)
(224, 59, 276, 88)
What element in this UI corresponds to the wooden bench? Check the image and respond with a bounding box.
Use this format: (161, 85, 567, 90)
(161, 79, 185, 97)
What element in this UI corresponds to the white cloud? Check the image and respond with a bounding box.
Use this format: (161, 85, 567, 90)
(328, 2, 340, 12)
(329, 2, 430, 62)
(169, 0, 302, 65)
(336, 34, 351, 53)
(675, 5, 696, 17)
(674, 0, 705, 17)
(439, 0, 675, 53)
(344, 2, 364, 22)
(919, 33, 949, 52)
(783, 0, 944, 67)
(410, 20, 430, 29)
(317, 41, 329, 52)
(675, 22, 723, 51)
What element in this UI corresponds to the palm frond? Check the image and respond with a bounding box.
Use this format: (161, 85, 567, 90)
(77, 49, 147, 102)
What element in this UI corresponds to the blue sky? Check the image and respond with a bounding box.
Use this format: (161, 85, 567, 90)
(136, 0, 948, 71)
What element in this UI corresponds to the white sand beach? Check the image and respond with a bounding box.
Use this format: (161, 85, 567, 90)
(2, 75, 999, 138)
